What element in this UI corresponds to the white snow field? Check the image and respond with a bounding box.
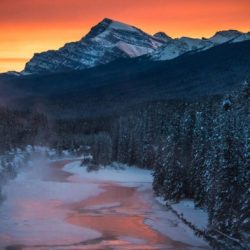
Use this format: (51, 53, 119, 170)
(0, 159, 211, 249)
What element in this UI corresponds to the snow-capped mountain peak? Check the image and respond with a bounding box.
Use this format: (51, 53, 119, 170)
(23, 18, 165, 74)
(84, 18, 139, 41)
(22, 19, 250, 75)
(209, 30, 243, 44)
(99, 18, 139, 32)
(149, 29, 249, 61)
(149, 36, 213, 61)
(153, 32, 172, 42)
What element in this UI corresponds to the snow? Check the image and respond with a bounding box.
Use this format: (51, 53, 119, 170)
(210, 35, 231, 44)
(156, 197, 208, 231)
(23, 18, 167, 74)
(109, 20, 138, 32)
(0, 213, 100, 247)
(64, 161, 153, 186)
(232, 33, 250, 43)
(154, 32, 172, 42)
(92, 23, 163, 58)
(18, 18, 250, 75)
(180, 37, 202, 46)
(151, 42, 184, 60)
(171, 200, 208, 230)
(120, 236, 147, 244)
(209, 30, 242, 44)
(0, 148, 28, 176)
(117, 41, 153, 57)
(64, 161, 209, 247)
(150, 29, 250, 62)
(0, 159, 210, 248)
(144, 207, 208, 247)
(150, 37, 213, 61)
(85, 202, 121, 210)
(0, 159, 103, 247)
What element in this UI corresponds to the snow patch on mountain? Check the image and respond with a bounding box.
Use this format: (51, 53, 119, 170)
(116, 42, 152, 57)
(150, 37, 213, 61)
(209, 30, 242, 44)
(23, 18, 165, 74)
(21, 18, 250, 75)
(232, 32, 250, 43)
(107, 19, 138, 32)
(149, 30, 249, 61)
(154, 32, 172, 42)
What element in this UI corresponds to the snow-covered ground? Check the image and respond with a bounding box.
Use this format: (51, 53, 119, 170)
(0, 159, 211, 249)
(172, 200, 208, 230)
(0, 158, 102, 247)
(66, 161, 208, 230)
(64, 161, 153, 186)
(156, 197, 208, 231)
(65, 161, 210, 248)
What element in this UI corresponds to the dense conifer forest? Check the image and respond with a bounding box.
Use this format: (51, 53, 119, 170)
(1, 10, 250, 249)
(104, 80, 249, 249)
(0, 79, 249, 249)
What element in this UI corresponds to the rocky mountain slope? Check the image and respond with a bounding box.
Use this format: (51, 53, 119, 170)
(149, 30, 250, 61)
(21, 18, 250, 75)
(23, 18, 165, 74)
(1, 41, 249, 118)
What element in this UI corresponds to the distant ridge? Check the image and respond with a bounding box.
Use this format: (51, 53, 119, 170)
(0, 41, 249, 118)
(21, 18, 250, 75)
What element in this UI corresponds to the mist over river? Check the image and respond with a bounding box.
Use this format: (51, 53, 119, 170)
(0, 158, 210, 250)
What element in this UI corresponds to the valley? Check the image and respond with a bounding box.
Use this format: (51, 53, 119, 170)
(0, 159, 210, 250)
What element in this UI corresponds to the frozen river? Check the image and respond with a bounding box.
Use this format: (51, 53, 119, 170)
(0, 159, 210, 249)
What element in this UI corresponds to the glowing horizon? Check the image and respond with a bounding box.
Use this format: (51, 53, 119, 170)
(0, 0, 249, 73)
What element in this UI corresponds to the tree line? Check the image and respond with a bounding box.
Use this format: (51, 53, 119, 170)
(89, 80, 249, 249)
(0, 80, 249, 249)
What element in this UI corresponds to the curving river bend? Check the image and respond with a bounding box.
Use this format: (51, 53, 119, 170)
(0, 159, 210, 250)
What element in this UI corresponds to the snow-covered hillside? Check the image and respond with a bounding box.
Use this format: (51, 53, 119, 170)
(149, 30, 250, 61)
(149, 37, 213, 60)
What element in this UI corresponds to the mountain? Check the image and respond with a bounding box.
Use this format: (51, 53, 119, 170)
(23, 18, 165, 74)
(1, 41, 250, 118)
(149, 37, 213, 61)
(21, 18, 250, 75)
(209, 30, 245, 44)
(153, 32, 172, 42)
(149, 30, 250, 61)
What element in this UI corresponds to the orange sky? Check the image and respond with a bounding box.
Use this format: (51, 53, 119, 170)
(0, 0, 249, 73)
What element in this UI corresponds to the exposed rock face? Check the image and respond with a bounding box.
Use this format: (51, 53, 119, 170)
(22, 18, 250, 74)
(209, 30, 244, 44)
(149, 30, 250, 61)
(23, 18, 165, 74)
(153, 32, 172, 42)
(149, 37, 213, 61)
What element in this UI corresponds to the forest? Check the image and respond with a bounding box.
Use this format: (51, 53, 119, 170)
(0, 79, 249, 249)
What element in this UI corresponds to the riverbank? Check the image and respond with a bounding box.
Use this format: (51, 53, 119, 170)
(0, 159, 211, 249)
